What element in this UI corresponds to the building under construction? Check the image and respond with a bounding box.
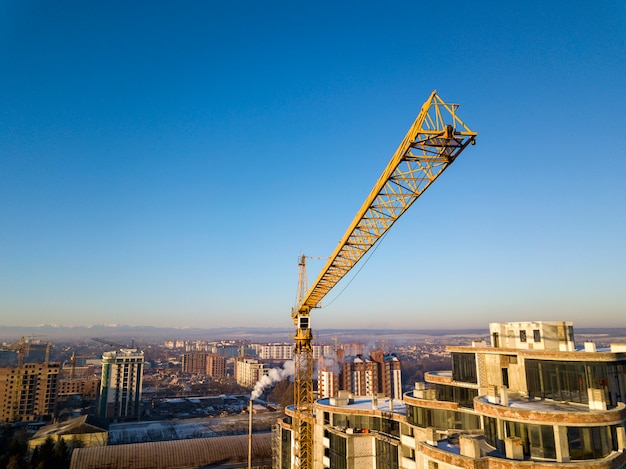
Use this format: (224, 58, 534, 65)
(0, 362, 60, 423)
(0, 338, 60, 423)
(275, 321, 626, 468)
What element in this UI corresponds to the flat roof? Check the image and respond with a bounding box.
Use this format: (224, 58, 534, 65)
(317, 397, 406, 416)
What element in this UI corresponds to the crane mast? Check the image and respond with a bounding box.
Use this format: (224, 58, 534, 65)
(291, 90, 477, 469)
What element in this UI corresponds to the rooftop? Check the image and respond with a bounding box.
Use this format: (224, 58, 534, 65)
(316, 396, 406, 416)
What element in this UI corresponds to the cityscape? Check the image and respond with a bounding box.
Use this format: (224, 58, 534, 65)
(2, 2, 625, 469)
(2, 324, 626, 468)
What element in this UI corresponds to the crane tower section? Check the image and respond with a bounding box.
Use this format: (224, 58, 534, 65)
(291, 90, 477, 469)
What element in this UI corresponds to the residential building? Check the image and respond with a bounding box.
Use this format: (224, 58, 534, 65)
(58, 376, 100, 400)
(341, 349, 403, 399)
(181, 352, 226, 377)
(318, 368, 340, 400)
(235, 357, 267, 387)
(0, 362, 60, 423)
(58, 363, 99, 399)
(313, 345, 335, 360)
(276, 321, 626, 468)
(259, 343, 294, 360)
(97, 348, 144, 420)
(343, 355, 378, 397)
(371, 349, 402, 400)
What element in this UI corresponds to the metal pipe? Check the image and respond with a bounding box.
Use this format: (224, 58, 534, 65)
(248, 398, 253, 469)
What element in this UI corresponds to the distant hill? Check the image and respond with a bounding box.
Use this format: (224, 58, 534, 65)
(1, 324, 625, 344)
(0, 324, 292, 342)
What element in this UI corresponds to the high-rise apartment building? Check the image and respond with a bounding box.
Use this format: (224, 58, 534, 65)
(318, 367, 341, 400)
(181, 352, 226, 377)
(343, 355, 378, 397)
(371, 349, 402, 400)
(257, 343, 335, 360)
(0, 362, 60, 423)
(98, 349, 144, 420)
(259, 343, 293, 360)
(276, 321, 626, 468)
(235, 357, 267, 387)
(340, 349, 403, 399)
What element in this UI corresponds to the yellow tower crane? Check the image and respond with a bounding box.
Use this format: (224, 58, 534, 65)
(290, 90, 477, 469)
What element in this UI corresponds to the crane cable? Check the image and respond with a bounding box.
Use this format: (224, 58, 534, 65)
(321, 229, 390, 309)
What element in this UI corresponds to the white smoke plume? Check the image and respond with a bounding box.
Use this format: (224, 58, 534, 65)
(250, 360, 294, 400)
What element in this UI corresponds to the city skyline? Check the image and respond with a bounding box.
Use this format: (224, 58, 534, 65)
(1, 1, 625, 330)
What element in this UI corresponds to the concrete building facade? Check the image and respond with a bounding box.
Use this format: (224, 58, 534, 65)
(318, 367, 341, 400)
(58, 376, 100, 400)
(235, 357, 267, 387)
(0, 362, 60, 423)
(181, 352, 226, 377)
(371, 350, 402, 400)
(98, 349, 144, 420)
(259, 343, 294, 360)
(276, 321, 626, 469)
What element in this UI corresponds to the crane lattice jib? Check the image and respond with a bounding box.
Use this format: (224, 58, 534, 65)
(294, 90, 477, 316)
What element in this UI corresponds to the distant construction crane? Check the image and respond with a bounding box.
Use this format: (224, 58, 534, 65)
(68, 352, 96, 379)
(92, 337, 134, 349)
(6, 336, 50, 367)
(290, 90, 477, 469)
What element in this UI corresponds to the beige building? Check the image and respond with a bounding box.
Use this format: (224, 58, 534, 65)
(260, 343, 294, 360)
(58, 364, 100, 400)
(235, 356, 267, 387)
(276, 321, 626, 468)
(0, 362, 60, 423)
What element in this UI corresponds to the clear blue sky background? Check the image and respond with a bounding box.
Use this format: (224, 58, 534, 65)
(1, 1, 624, 330)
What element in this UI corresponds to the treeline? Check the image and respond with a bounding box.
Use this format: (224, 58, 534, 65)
(0, 426, 75, 469)
(401, 355, 451, 387)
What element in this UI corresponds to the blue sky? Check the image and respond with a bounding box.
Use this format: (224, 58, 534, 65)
(1, 1, 624, 330)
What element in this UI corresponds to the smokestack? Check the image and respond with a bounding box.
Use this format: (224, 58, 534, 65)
(248, 399, 253, 469)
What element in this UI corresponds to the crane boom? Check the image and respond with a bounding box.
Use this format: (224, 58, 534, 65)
(294, 90, 476, 317)
(291, 90, 477, 469)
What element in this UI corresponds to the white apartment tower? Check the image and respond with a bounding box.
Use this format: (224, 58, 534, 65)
(98, 348, 144, 420)
(235, 357, 267, 387)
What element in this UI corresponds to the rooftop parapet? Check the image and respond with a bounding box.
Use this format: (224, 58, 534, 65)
(489, 321, 575, 351)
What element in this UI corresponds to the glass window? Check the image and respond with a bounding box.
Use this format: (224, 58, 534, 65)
(533, 330, 541, 342)
(329, 433, 347, 469)
(568, 426, 615, 460)
(452, 353, 477, 384)
(376, 438, 398, 469)
(525, 360, 616, 405)
(406, 405, 479, 431)
(484, 417, 498, 448)
(520, 330, 527, 342)
(506, 421, 555, 460)
(435, 384, 478, 408)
